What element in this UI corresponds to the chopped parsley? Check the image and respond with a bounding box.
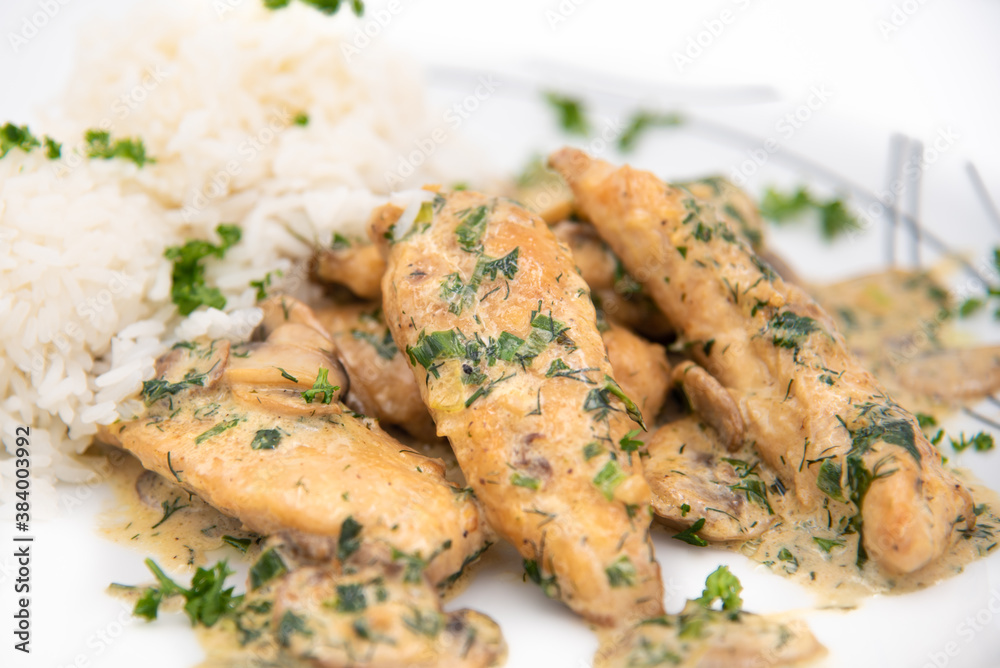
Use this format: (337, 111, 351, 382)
(697, 565, 742, 611)
(222, 535, 252, 553)
(767, 311, 820, 354)
(84, 129, 153, 166)
(165, 224, 242, 315)
(249, 549, 288, 590)
(195, 418, 241, 445)
(455, 205, 489, 251)
(523, 558, 560, 599)
(263, 0, 364, 16)
(673, 518, 708, 547)
(332, 583, 367, 613)
(593, 460, 628, 501)
(337, 516, 363, 561)
(352, 329, 398, 360)
(544, 92, 590, 136)
(302, 368, 339, 404)
(618, 110, 683, 152)
(510, 472, 541, 490)
(813, 536, 845, 553)
(250, 428, 282, 450)
(760, 186, 860, 241)
(132, 558, 242, 627)
(0, 123, 61, 159)
(151, 496, 189, 529)
(141, 369, 211, 406)
(951, 431, 995, 453)
(605, 555, 637, 587)
(276, 610, 313, 647)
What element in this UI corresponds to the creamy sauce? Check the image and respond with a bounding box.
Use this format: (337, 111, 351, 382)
(87, 443, 261, 571)
(719, 472, 1000, 606)
(811, 269, 969, 416)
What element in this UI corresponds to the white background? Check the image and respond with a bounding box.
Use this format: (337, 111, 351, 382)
(2, 2, 1000, 668)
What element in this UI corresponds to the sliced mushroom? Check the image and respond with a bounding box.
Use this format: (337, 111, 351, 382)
(895, 346, 1000, 403)
(643, 417, 776, 541)
(672, 360, 745, 451)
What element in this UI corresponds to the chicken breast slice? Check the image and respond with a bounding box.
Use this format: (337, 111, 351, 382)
(372, 190, 664, 626)
(550, 148, 973, 574)
(102, 300, 491, 589)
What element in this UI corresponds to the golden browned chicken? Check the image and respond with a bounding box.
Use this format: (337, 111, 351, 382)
(601, 322, 671, 421)
(550, 148, 974, 574)
(315, 302, 439, 441)
(103, 298, 492, 589)
(314, 237, 386, 300)
(260, 563, 507, 667)
(551, 220, 674, 339)
(372, 191, 664, 626)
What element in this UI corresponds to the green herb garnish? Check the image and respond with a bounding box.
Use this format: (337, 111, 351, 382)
(605, 555, 637, 587)
(250, 428, 282, 450)
(195, 418, 240, 445)
(84, 129, 153, 166)
(249, 549, 288, 590)
(618, 111, 683, 152)
(302, 367, 339, 404)
(165, 224, 242, 315)
(760, 186, 860, 241)
(673, 518, 708, 547)
(544, 92, 590, 136)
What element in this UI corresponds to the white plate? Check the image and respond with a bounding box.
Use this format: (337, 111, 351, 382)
(3, 5, 1000, 668)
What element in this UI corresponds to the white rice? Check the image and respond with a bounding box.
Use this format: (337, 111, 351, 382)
(0, 1, 492, 511)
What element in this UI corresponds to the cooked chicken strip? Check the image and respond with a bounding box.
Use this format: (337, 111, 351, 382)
(314, 238, 387, 300)
(597, 602, 824, 668)
(643, 417, 776, 541)
(372, 191, 664, 626)
(551, 220, 673, 339)
(551, 148, 973, 574)
(103, 301, 491, 589)
(677, 176, 766, 253)
(602, 322, 671, 421)
(266, 563, 506, 667)
(315, 302, 439, 441)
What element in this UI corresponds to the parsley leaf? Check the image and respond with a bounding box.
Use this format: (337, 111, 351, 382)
(165, 224, 242, 315)
(0, 123, 61, 159)
(618, 111, 683, 153)
(264, 0, 364, 16)
(302, 367, 339, 404)
(673, 518, 708, 547)
(544, 92, 590, 136)
(760, 186, 860, 241)
(131, 558, 242, 627)
(951, 431, 995, 453)
(84, 129, 154, 166)
(697, 565, 742, 611)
